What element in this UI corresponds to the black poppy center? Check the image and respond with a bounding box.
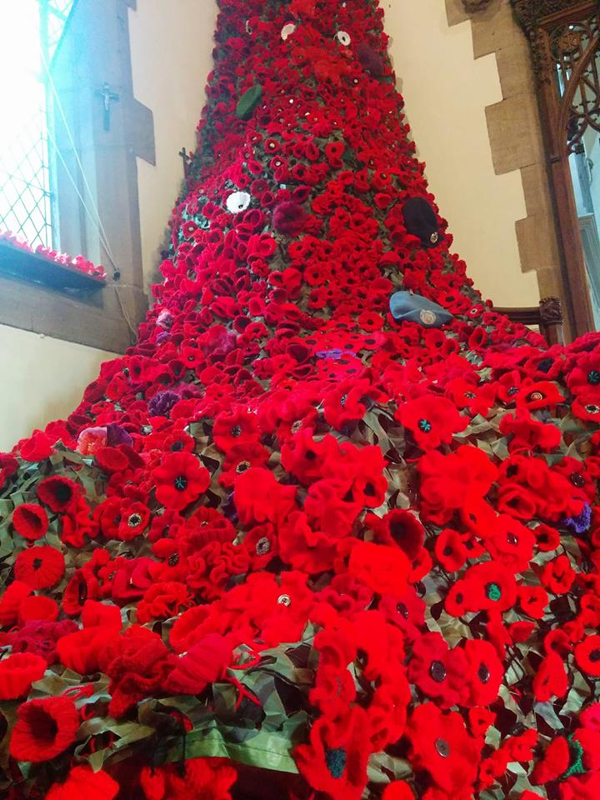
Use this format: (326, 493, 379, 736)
(429, 660, 447, 682)
(55, 483, 73, 503)
(174, 476, 188, 491)
(590, 649, 600, 663)
(588, 370, 600, 385)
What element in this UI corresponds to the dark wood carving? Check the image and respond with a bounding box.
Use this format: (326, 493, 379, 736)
(495, 297, 565, 345)
(510, 0, 599, 338)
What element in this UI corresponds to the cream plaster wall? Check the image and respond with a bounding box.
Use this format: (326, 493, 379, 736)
(128, 0, 219, 291)
(386, 0, 539, 306)
(0, 325, 113, 452)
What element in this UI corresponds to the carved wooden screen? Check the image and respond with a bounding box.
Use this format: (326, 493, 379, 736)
(512, 0, 600, 336)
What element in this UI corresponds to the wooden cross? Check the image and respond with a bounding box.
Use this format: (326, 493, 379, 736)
(95, 82, 120, 132)
(179, 146, 193, 179)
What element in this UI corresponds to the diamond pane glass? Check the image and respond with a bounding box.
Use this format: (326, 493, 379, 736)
(46, 0, 75, 59)
(0, 1, 75, 250)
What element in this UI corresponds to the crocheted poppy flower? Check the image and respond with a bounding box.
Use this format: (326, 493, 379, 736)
(153, 452, 210, 511)
(533, 651, 568, 702)
(485, 515, 535, 573)
(14, 546, 65, 590)
(500, 407, 562, 453)
(408, 631, 467, 708)
(36, 475, 80, 513)
(575, 635, 600, 677)
(434, 528, 467, 572)
(295, 706, 371, 800)
(0, 452, 19, 490)
(518, 585, 549, 619)
(18, 430, 54, 462)
(56, 627, 116, 674)
(12, 504, 49, 542)
(0, 653, 46, 700)
(163, 633, 232, 695)
(445, 562, 517, 616)
(348, 541, 410, 596)
(139, 757, 237, 800)
(213, 406, 261, 451)
(0, 580, 32, 626)
(567, 352, 600, 396)
(396, 394, 467, 450)
(18, 594, 59, 623)
(106, 629, 172, 717)
(9, 696, 79, 762)
(541, 554, 576, 595)
(46, 766, 119, 800)
(272, 200, 307, 234)
(323, 377, 374, 430)
(368, 509, 424, 562)
(382, 783, 414, 800)
(406, 703, 479, 793)
(462, 639, 503, 707)
(419, 445, 497, 524)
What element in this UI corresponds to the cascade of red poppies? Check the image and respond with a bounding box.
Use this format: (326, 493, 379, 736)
(2, 0, 600, 798)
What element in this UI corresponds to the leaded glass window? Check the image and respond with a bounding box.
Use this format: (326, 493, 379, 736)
(0, 0, 75, 249)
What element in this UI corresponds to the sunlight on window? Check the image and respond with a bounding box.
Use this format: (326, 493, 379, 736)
(0, 0, 51, 248)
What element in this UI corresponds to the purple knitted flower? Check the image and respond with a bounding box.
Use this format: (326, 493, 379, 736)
(148, 390, 180, 418)
(106, 423, 133, 448)
(562, 503, 592, 535)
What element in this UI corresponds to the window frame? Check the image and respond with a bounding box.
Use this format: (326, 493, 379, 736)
(0, 0, 152, 354)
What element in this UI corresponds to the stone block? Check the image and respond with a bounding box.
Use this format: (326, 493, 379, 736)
(486, 93, 545, 174)
(495, 40, 535, 99)
(520, 163, 555, 218)
(445, 0, 470, 27)
(472, 0, 520, 58)
(515, 214, 561, 274)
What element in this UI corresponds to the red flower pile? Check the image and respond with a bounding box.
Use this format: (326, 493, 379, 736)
(1, 0, 600, 798)
(0, 230, 107, 281)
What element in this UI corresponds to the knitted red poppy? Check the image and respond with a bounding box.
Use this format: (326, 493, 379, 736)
(0, 653, 46, 700)
(14, 546, 65, 590)
(152, 452, 210, 511)
(406, 703, 479, 794)
(46, 767, 119, 800)
(36, 476, 80, 513)
(12, 504, 49, 542)
(9, 696, 79, 762)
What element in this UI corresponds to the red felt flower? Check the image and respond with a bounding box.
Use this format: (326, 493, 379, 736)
(9, 696, 79, 762)
(153, 451, 210, 510)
